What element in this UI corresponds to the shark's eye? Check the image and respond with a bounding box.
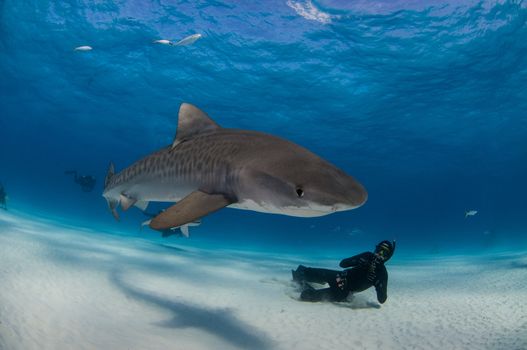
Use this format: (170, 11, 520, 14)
(296, 187, 304, 198)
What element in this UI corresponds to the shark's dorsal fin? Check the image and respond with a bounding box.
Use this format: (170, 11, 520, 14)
(172, 103, 220, 149)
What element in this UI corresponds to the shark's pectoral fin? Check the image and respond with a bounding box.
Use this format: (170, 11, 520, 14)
(119, 194, 137, 211)
(150, 190, 234, 231)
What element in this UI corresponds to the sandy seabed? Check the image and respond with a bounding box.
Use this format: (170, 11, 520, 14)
(0, 210, 526, 350)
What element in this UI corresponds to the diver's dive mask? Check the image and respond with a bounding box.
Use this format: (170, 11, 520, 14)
(374, 240, 396, 262)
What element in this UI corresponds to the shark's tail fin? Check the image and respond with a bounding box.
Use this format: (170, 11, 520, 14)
(104, 162, 119, 220)
(107, 198, 119, 221)
(105, 162, 115, 189)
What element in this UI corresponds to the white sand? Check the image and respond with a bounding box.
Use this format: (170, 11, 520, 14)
(0, 210, 526, 350)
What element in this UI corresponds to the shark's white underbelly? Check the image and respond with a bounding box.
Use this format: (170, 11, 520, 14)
(108, 179, 333, 217)
(230, 199, 330, 217)
(118, 181, 196, 203)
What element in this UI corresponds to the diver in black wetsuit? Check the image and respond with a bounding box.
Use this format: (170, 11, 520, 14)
(292, 240, 396, 303)
(65, 171, 96, 192)
(0, 183, 7, 210)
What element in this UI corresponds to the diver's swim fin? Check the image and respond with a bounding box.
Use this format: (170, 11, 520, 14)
(149, 190, 233, 231)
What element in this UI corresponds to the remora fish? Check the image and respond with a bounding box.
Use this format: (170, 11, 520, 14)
(141, 219, 201, 238)
(102, 103, 367, 231)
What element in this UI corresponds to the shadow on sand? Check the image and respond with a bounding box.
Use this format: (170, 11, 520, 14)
(510, 261, 527, 269)
(110, 271, 274, 350)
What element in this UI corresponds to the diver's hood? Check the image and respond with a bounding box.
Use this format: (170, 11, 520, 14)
(375, 240, 396, 262)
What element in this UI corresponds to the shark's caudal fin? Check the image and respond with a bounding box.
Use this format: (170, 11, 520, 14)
(108, 198, 119, 220)
(104, 162, 119, 220)
(171, 103, 221, 149)
(105, 162, 115, 188)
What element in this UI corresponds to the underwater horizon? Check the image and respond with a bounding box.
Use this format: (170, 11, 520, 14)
(1, 1, 527, 349)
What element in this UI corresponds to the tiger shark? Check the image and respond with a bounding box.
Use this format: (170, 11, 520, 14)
(103, 103, 367, 231)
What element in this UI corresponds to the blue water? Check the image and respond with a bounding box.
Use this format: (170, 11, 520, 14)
(1, 0, 526, 255)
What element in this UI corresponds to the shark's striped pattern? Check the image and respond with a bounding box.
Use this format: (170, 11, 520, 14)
(103, 104, 367, 231)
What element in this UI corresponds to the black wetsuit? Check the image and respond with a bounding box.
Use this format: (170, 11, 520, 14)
(296, 252, 388, 303)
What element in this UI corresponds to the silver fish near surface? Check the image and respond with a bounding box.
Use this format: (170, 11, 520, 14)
(102, 103, 367, 231)
(74, 45, 92, 51)
(171, 34, 202, 46)
(153, 39, 172, 45)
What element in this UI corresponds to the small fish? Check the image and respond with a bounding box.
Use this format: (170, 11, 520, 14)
(465, 210, 478, 218)
(153, 39, 172, 45)
(171, 33, 202, 46)
(74, 45, 93, 51)
(141, 219, 201, 238)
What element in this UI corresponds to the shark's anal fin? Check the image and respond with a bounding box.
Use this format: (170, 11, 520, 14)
(150, 190, 233, 231)
(105, 162, 115, 188)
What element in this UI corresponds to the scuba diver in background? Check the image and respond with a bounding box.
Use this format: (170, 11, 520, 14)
(65, 170, 96, 192)
(292, 240, 396, 304)
(0, 183, 8, 210)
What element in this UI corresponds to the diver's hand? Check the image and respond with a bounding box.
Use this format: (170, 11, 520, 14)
(335, 273, 347, 290)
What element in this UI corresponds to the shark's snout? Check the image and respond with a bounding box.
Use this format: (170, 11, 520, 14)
(333, 179, 368, 211)
(349, 183, 368, 208)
